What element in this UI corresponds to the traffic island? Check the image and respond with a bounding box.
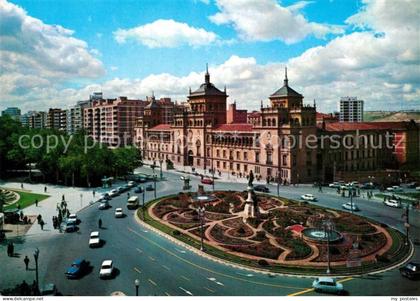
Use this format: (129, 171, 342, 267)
(137, 191, 412, 276)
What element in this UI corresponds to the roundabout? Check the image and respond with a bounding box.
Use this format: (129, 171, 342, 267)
(138, 186, 412, 276)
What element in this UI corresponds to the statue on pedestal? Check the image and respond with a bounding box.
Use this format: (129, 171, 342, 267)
(243, 171, 259, 220)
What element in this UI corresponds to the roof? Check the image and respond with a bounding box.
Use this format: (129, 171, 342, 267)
(190, 82, 226, 97)
(145, 98, 159, 109)
(148, 124, 172, 131)
(320, 121, 410, 132)
(286, 224, 305, 233)
(247, 111, 261, 118)
(270, 85, 302, 98)
(102, 260, 113, 265)
(212, 123, 254, 132)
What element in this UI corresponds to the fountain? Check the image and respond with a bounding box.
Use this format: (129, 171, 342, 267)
(302, 228, 343, 243)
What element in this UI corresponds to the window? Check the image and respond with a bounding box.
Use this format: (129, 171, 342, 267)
(216, 161, 220, 168)
(223, 150, 226, 158)
(244, 165, 248, 172)
(255, 152, 260, 163)
(244, 152, 248, 160)
(216, 149, 220, 157)
(255, 166, 260, 173)
(236, 163, 240, 171)
(236, 151, 240, 160)
(223, 161, 226, 168)
(266, 152, 272, 165)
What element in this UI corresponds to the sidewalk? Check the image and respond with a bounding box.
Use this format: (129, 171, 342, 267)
(0, 181, 116, 236)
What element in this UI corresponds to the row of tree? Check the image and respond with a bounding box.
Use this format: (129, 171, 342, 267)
(0, 115, 141, 187)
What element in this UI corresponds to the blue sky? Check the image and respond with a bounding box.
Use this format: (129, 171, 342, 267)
(1, 0, 419, 112)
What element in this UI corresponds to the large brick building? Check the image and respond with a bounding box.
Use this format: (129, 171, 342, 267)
(135, 68, 318, 184)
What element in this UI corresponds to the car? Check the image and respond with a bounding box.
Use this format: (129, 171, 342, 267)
(115, 208, 124, 218)
(127, 181, 136, 187)
(312, 277, 344, 295)
(329, 182, 340, 188)
(137, 176, 148, 183)
(348, 181, 360, 187)
(117, 186, 125, 194)
(101, 193, 111, 200)
(254, 185, 270, 193)
(65, 259, 89, 279)
(41, 283, 57, 296)
(98, 200, 110, 210)
(301, 194, 317, 201)
(342, 202, 360, 211)
(67, 213, 77, 224)
(99, 260, 114, 279)
(134, 186, 144, 193)
(201, 178, 213, 185)
(387, 186, 403, 192)
(146, 184, 154, 191)
(404, 182, 417, 189)
(109, 189, 119, 197)
(400, 262, 420, 279)
(384, 199, 401, 208)
(361, 183, 375, 189)
(416, 186, 420, 191)
(89, 231, 101, 247)
(127, 196, 139, 209)
(65, 221, 77, 232)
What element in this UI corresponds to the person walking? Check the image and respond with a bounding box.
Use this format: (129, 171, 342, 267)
(35, 199, 38, 207)
(7, 242, 11, 256)
(93, 190, 96, 197)
(40, 219, 45, 230)
(10, 242, 14, 256)
(21, 183, 23, 189)
(24, 255, 30, 270)
(44, 186, 47, 193)
(62, 194, 65, 201)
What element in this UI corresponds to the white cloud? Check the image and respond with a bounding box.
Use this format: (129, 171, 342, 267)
(0, 0, 105, 109)
(113, 19, 218, 48)
(209, 0, 344, 44)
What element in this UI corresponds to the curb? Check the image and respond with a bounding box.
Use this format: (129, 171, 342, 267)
(133, 206, 414, 279)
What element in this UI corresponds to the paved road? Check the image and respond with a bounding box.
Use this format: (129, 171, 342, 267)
(1, 167, 419, 296)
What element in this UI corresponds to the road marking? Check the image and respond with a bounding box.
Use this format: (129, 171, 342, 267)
(236, 272, 254, 277)
(204, 287, 215, 293)
(162, 265, 171, 271)
(127, 227, 306, 290)
(179, 287, 193, 296)
(288, 277, 354, 296)
(181, 275, 190, 281)
(148, 256, 156, 261)
(148, 279, 157, 286)
(136, 248, 143, 253)
(134, 267, 141, 274)
(165, 292, 171, 296)
(215, 281, 224, 286)
(176, 249, 187, 254)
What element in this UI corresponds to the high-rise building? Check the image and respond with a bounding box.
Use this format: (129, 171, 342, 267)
(339, 97, 364, 122)
(46, 108, 64, 130)
(28, 111, 47, 129)
(65, 100, 91, 135)
(1, 107, 21, 121)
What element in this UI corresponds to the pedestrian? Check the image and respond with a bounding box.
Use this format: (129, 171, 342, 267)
(7, 242, 11, 256)
(24, 255, 29, 270)
(93, 190, 96, 197)
(62, 194, 65, 201)
(10, 242, 14, 256)
(127, 192, 130, 198)
(40, 219, 45, 230)
(98, 218, 102, 229)
(44, 186, 47, 193)
(19, 210, 24, 221)
(52, 217, 56, 229)
(37, 214, 42, 224)
(21, 183, 23, 189)
(31, 280, 38, 295)
(35, 199, 38, 207)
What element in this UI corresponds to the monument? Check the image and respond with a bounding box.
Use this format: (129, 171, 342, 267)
(243, 171, 259, 220)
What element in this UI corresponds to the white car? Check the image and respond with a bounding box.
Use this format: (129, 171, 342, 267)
(348, 181, 360, 187)
(312, 277, 344, 294)
(416, 186, 420, 191)
(115, 208, 124, 218)
(387, 186, 403, 192)
(67, 214, 77, 224)
(127, 181, 136, 187)
(329, 182, 340, 188)
(342, 202, 360, 211)
(109, 189, 119, 197)
(384, 199, 401, 208)
(99, 260, 114, 279)
(301, 194, 317, 201)
(89, 231, 101, 248)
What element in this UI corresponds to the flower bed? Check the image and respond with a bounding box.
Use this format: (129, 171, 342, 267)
(152, 205, 178, 219)
(334, 214, 376, 234)
(224, 241, 283, 260)
(209, 224, 252, 245)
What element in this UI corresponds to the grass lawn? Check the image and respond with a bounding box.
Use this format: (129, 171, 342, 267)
(4, 189, 49, 210)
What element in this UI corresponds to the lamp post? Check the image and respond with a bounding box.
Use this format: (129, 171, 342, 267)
(159, 159, 163, 180)
(322, 219, 333, 274)
(153, 175, 157, 199)
(404, 204, 410, 246)
(276, 171, 280, 197)
(134, 278, 140, 296)
(142, 189, 145, 220)
(33, 248, 39, 292)
(349, 185, 354, 214)
(197, 207, 206, 251)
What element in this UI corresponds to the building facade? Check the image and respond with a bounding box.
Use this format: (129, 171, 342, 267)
(339, 97, 364, 122)
(135, 68, 318, 184)
(1, 107, 21, 121)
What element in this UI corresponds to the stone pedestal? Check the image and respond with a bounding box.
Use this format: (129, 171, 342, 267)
(243, 185, 259, 219)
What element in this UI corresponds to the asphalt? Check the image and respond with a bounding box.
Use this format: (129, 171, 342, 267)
(0, 166, 419, 296)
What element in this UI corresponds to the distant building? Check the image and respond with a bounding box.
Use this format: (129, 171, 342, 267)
(46, 108, 64, 130)
(65, 100, 91, 135)
(227, 102, 247, 124)
(339, 97, 364, 122)
(25, 111, 47, 129)
(1, 107, 21, 121)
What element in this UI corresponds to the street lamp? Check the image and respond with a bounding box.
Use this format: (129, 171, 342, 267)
(142, 189, 145, 220)
(159, 159, 163, 180)
(349, 185, 354, 214)
(322, 219, 333, 274)
(134, 278, 140, 296)
(403, 204, 410, 246)
(276, 171, 280, 196)
(197, 207, 206, 251)
(153, 175, 157, 199)
(33, 248, 39, 292)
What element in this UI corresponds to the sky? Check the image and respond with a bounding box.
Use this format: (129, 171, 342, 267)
(0, 0, 419, 113)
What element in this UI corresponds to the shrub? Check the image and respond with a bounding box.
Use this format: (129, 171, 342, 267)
(258, 259, 269, 266)
(255, 231, 266, 240)
(173, 230, 181, 236)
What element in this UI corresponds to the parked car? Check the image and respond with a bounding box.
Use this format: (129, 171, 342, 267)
(387, 186, 403, 192)
(134, 186, 144, 193)
(64, 221, 77, 233)
(329, 182, 340, 188)
(138, 176, 148, 183)
(101, 193, 111, 201)
(98, 200, 110, 210)
(348, 181, 360, 187)
(89, 231, 101, 247)
(301, 194, 317, 201)
(400, 262, 420, 279)
(146, 184, 154, 191)
(384, 199, 401, 208)
(342, 202, 360, 211)
(127, 181, 136, 188)
(201, 178, 213, 185)
(117, 187, 125, 194)
(109, 189, 119, 197)
(65, 259, 89, 279)
(416, 186, 420, 191)
(254, 185, 269, 193)
(99, 260, 114, 279)
(67, 213, 78, 224)
(41, 283, 57, 296)
(312, 277, 344, 295)
(115, 208, 124, 218)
